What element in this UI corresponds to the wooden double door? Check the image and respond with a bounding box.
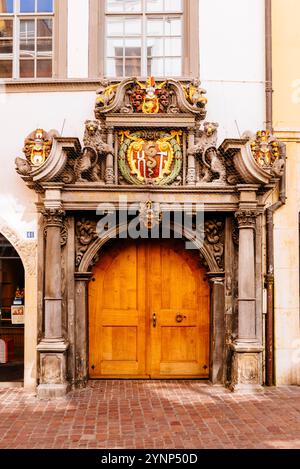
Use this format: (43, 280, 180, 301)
(89, 239, 210, 379)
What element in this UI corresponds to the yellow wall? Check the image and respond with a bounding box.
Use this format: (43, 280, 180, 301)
(272, 0, 300, 384)
(273, 0, 300, 130)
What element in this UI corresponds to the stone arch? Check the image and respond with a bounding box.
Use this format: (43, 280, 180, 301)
(78, 221, 221, 273)
(0, 216, 37, 391)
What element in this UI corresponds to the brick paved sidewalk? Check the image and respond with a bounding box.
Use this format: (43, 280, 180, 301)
(0, 381, 300, 449)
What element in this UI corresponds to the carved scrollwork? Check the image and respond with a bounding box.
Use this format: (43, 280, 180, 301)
(75, 219, 98, 267)
(139, 201, 162, 229)
(42, 208, 65, 228)
(204, 219, 225, 269)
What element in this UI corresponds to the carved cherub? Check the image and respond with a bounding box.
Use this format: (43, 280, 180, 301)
(184, 79, 208, 108)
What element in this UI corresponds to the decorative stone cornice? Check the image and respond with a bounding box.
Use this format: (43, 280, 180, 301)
(235, 210, 258, 229)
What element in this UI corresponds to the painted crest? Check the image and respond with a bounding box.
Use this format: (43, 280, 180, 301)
(129, 77, 169, 114)
(119, 130, 182, 185)
(250, 130, 280, 168)
(23, 129, 52, 167)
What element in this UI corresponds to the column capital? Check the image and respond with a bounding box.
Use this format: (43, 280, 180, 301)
(42, 207, 66, 228)
(235, 209, 258, 229)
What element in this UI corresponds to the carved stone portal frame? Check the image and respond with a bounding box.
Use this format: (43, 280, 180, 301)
(14, 78, 286, 397)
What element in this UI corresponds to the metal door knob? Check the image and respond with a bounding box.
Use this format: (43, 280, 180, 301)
(152, 313, 157, 328)
(176, 314, 186, 323)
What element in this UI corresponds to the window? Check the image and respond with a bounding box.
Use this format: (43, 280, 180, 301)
(105, 0, 183, 78)
(0, 0, 54, 78)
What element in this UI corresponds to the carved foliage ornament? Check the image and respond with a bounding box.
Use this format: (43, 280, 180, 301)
(235, 210, 258, 229)
(119, 130, 183, 185)
(139, 201, 162, 229)
(204, 219, 225, 270)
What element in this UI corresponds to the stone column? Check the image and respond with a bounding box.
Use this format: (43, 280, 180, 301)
(105, 126, 114, 184)
(186, 127, 196, 185)
(74, 272, 92, 387)
(231, 207, 263, 392)
(37, 207, 69, 398)
(208, 274, 225, 384)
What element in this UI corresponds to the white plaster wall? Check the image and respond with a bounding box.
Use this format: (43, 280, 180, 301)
(199, 0, 266, 143)
(0, 89, 96, 239)
(67, 0, 89, 78)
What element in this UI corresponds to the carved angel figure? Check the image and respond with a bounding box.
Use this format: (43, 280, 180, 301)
(184, 79, 208, 108)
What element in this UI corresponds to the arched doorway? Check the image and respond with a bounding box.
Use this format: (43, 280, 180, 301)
(0, 233, 25, 384)
(89, 238, 210, 379)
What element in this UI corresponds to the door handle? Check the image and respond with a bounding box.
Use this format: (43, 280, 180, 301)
(176, 313, 186, 323)
(152, 313, 157, 328)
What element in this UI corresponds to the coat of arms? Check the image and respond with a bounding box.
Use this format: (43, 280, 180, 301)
(119, 130, 182, 185)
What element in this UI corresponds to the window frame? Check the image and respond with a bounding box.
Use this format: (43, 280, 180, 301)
(89, 0, 199, 79)
(0, 0, 67, 80)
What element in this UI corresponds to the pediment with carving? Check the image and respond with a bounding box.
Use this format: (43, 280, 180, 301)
(14, 77, 285, 191)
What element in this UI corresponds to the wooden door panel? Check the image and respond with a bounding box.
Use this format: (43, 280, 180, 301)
(89, 240, 146, 378)
(89, 239, 210, 379)
(149, 240, 210, 378)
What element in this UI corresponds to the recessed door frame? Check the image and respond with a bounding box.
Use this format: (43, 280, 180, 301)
(74, 220, 226, 386)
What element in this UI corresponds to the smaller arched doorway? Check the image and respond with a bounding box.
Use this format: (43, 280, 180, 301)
(0, 233, 25, 384)
(89, 238, 210, 379)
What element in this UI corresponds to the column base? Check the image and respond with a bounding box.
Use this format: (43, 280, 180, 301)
(230, 341, 263, 392)
(37, 339, 69, 399)
(37, 383, 70, 399)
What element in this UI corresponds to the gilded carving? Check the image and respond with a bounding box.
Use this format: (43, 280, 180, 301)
(183, 79, 208, 108)
(118, 130, 182, 185)
(23, 129, 53, 167)
(129, 77, 170, 114)
(95, 79, 119, 108)
(250, 130, 280, 168)
(139, 201, 162, 229)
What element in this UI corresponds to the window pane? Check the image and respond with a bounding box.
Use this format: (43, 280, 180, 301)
(124, 18, 141, 35)
(0, 0, 14, 13)
(0, 19, 13, 38)
(165, 37, 181, 56)
(20, 59, 34, 77)
(0, 38, 13, 53)
(147, 37, 163, 57)
(0, 59, 12, 77)
(20, 0, 35, 13)
(149, 57, 164, 76)
(165, 18, 181, 36)
(107, 18, 124, 36)
(37, 38, 52, 54)
(125, 57, 140, 76)
(20, 19, 35, 40)
(106, 57, 123, 76)
(20, 38, 34, 56)
(164, 57, 181, 76)
(37, 0, 53, 12)
(107, 38, 124, 57)
(37, 19, 52, 37)
(165, 0, 182, 12)
(37, 59, 52, 77)
(106, 0, 141, 12)
(147, 19, 164, 36)
(146, 0, 164, 12)
(124, 38, 141, 57)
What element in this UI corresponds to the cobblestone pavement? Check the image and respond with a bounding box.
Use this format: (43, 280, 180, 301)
(0, 381, 300, 449)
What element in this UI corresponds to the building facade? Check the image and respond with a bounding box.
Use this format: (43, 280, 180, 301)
(0, 0, 298, 396)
